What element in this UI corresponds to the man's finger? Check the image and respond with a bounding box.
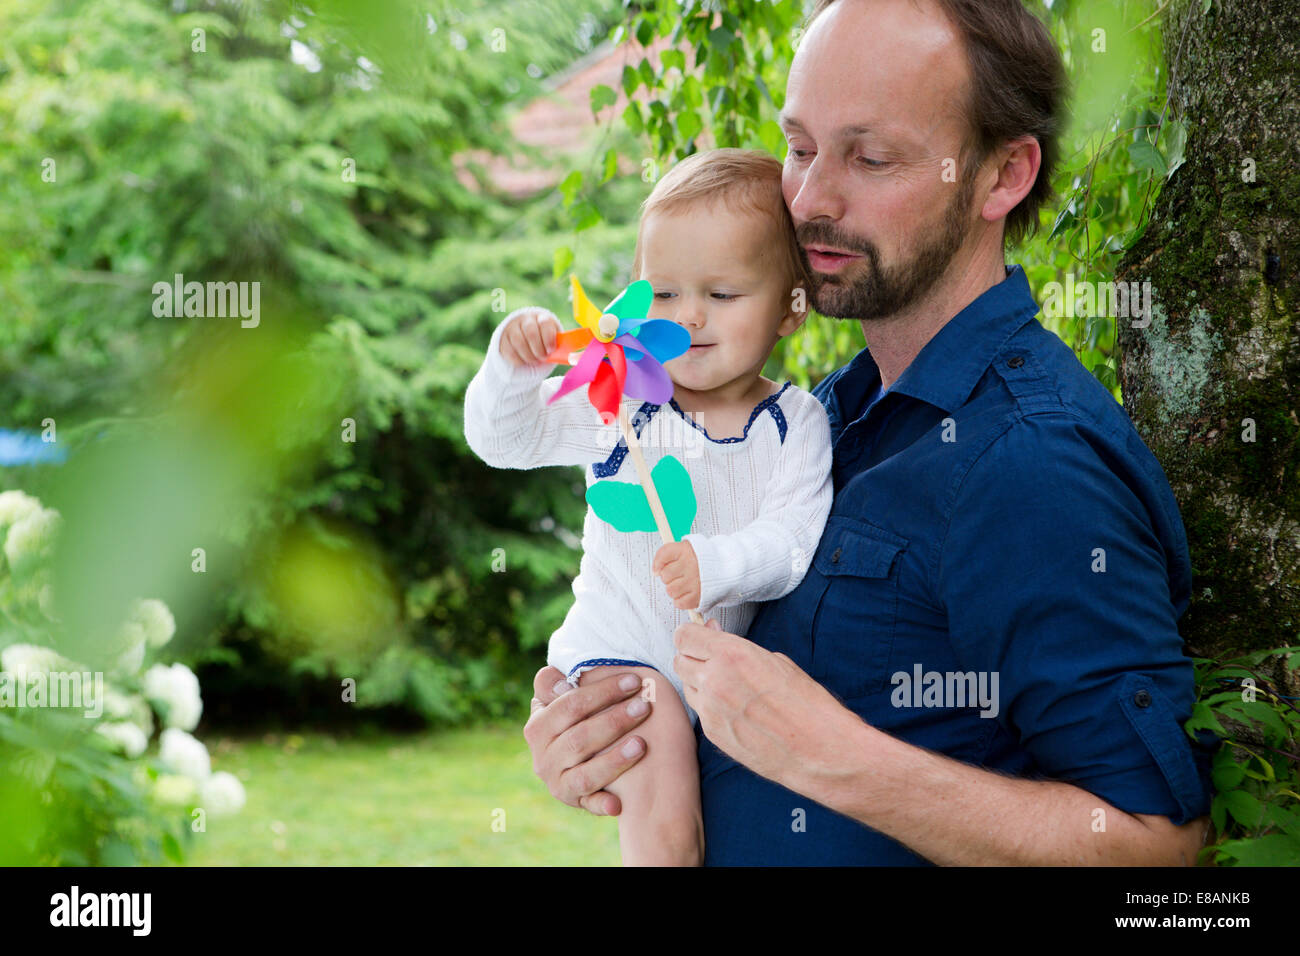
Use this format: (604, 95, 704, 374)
(557, 731, 647, 805)
(674, 620, 721, 659)
(529, 670, 647, 761)
(532, 665, 569, 704)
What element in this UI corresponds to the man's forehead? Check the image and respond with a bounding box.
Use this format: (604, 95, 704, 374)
(783, 0, 969, 138)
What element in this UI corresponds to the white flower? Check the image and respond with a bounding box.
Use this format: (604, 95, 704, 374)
(158, 728, 210, 782)
(153, 773, 198, 806)
(3, 508, 60, 574)
(102, 687, 154, 738)
(142, 663, 203, 731)
(0, 643, 65, 678)
(96, 721, 149, 759)
(200, 771, 247, 816)
(130, 599, 176, 648)
(0, 490, 42, 528)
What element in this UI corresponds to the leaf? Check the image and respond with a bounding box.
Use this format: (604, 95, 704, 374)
(589, 84, 617, 116)
(621, 64, 639, 98)
(552, 246, 574, 282)
(1048, 205, 1077, 241)
(1202, 0, 1213, 13)
(1129, 140, 1167, 177)
(570, 200, 602, 232)
(677, 110, 702, 142)
(558, 170, 582, 208)
(660, 49, 684, 73)
(635, 17, 654, 48)
(1211, 750, 1246, 790)
(1215, 833, 1300, 866)
(623, 101, 644, 135)
(1223, 789, 1266, 829)
(601, 148, 618, 184)
(1163, 118, 1187, 180)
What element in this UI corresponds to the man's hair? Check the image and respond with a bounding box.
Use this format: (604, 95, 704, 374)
(632, 148, 810, 293)
(805, 0, 1066, 246)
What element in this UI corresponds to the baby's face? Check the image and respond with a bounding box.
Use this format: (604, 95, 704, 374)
(639, 205, 804, 396)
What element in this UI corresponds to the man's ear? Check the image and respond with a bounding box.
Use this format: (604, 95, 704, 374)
(979, 135, 1041, 227)
(777, 284, 810, 337)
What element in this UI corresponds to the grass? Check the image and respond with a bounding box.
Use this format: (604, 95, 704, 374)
(185, 723, 621, 866)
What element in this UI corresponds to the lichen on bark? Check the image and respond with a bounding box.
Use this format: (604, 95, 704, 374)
(1116, 0, 1300, 674)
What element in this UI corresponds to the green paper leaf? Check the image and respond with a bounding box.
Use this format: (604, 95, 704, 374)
(586, 455, 697, 541)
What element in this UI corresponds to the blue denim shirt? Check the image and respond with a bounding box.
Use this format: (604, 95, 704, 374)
(697, 265, 1215, 866)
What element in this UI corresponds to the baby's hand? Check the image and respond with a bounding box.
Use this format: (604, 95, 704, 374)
(653, 541, 701, 611)
(500, 307, 561, 368)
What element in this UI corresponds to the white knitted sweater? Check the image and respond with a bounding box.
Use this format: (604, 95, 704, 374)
(463, 312, 834, 719)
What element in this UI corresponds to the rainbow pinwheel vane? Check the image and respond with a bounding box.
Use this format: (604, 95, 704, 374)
(545, 276, 692, 424)
(545, 275, 704, 624)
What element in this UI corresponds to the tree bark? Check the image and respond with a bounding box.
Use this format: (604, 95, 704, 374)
(1116, 0, 1299, 675)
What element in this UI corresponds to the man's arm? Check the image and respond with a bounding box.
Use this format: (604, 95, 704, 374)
(673, 621, 1209, 865)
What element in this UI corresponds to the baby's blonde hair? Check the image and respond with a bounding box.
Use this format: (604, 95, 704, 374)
(631, 148, 809, 296)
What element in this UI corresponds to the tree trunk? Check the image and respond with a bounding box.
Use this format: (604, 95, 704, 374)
(1116, 0, 1299, 677)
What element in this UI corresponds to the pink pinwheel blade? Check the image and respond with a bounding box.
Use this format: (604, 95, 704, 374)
(547, 339, 607, 404)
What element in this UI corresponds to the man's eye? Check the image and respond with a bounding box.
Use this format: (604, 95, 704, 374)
(858, 157, 888, 168)
(789, 149, 812, 161)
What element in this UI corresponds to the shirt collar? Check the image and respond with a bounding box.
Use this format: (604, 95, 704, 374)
(834, 265, 1040, 418)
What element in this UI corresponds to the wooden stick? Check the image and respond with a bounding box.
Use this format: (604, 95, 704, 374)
(616, 404, 705, 626)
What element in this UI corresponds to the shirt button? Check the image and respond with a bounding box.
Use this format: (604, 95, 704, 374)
(832, 547, 842, 563)
(1007, 355, 1025, 369)
(1134, 689, 1152, 708)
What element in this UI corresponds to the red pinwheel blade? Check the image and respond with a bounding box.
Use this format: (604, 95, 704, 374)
(588, 344, 627, 424)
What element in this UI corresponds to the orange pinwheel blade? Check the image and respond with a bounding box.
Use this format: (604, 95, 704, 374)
(544, 327, 593, 364)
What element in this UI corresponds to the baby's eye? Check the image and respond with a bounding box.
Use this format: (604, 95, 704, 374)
(711, 293, 739, 301)
(653, 291, 676, 300)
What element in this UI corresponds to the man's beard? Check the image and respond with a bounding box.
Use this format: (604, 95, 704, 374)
(797, 171, 977, 321)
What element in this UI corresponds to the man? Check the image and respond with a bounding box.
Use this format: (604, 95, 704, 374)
(523, 0, 1214, 865)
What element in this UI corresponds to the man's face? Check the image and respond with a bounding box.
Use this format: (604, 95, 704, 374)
(780, 0, 981, 321)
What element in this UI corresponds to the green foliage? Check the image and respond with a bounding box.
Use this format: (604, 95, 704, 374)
(0, 0, 625, 728)
(1188, 647, 1300, 865)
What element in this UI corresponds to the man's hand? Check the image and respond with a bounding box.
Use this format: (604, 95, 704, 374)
(653, 541, 701, 611)
(673, 618, 858, 786)
(523, 665, 653, 816)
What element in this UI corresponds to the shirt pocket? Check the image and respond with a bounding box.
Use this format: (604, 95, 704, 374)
(808, 515, 908, 700)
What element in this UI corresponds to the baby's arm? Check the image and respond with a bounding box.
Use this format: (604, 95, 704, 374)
(662, 391, 834, 614)
(463, 307, 624, 469)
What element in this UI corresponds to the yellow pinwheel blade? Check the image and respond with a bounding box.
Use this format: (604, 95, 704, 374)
(570, 274, 602, 333)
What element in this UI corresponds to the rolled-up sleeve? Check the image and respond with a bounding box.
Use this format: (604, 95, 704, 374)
(937, 413, 1213, 824)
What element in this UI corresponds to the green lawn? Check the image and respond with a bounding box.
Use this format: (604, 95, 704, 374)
(186, 724, 621, 866)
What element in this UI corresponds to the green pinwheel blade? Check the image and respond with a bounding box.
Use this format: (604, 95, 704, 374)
(606, 280, 653, 321)
(585, 454, 697, 541)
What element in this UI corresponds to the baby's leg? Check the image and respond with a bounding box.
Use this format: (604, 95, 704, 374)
(577, 665, 703, 866)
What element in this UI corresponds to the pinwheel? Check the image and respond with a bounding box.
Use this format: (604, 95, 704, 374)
(545, 275, 704, 624)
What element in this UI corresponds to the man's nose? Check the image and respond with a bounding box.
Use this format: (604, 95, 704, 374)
(788, 154, 845, 224)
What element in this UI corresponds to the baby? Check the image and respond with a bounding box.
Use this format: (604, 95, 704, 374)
(463, 147, 833, 866)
